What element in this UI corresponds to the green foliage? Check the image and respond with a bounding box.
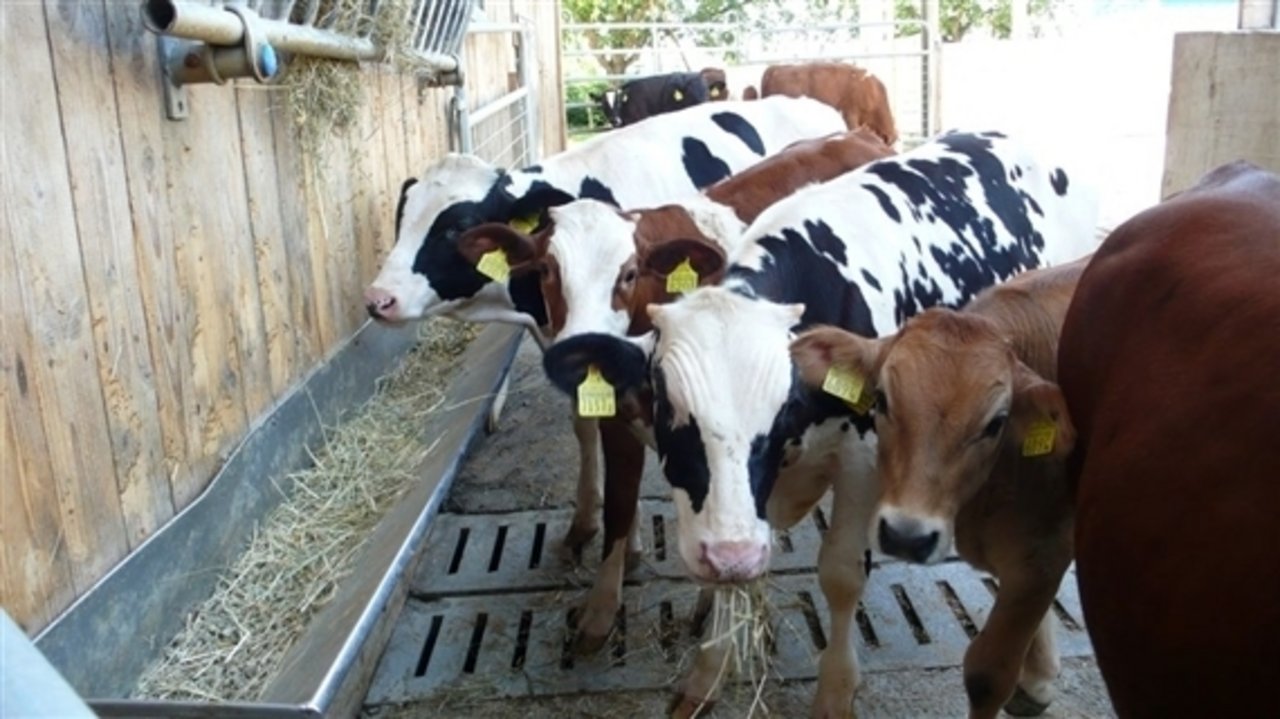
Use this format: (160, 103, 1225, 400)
(564, 80, 612, 131)
(895, 0, 1056, 43)
(563, 0, 670, 75)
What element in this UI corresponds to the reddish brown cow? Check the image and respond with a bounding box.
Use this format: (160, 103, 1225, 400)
(790, 258, 1087, 718)
(753, 61, 899, 146)
(1058, 161, 1280, 716)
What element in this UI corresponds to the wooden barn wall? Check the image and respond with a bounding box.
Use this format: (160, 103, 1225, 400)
(1, 0, 564, 634)
(1162, 30, 1280, 197)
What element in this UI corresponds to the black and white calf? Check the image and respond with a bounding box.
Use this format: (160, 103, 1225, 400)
(543, 131, 1099, 717)
(363, 95, 845, 327)
(361, 95, 845, 643)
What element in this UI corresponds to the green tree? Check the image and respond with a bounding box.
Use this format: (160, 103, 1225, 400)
(895, 0, 1056, 43)
(562, 0, 670, 76)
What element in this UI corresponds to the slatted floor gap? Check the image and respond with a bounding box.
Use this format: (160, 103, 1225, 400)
(365, 499, 1093, 706)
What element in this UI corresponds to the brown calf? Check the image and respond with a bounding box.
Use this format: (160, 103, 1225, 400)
(755, 61, 899, 146)
(1058, 161, 1280, 717)
(790, 257, 1088, 719)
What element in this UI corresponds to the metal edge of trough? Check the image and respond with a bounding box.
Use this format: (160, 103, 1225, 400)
(33, 321, 523, 717)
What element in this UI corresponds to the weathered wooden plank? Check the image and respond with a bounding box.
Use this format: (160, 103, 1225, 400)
(1162, 32, 1280, 197)
(401, 73, 429, 175)
(324, 106, 362, 341)
(235, 85, 298, 397)
(156, 85, 254, 503)
(269, 93, 324, 370)
(381, 68, 411, 200)
(4, 1, 129, 595)
(101, 0, 196, 510)
(0, 192, 76, 634)
(44, 0, 173, 546)
(351, 70, 388, 313)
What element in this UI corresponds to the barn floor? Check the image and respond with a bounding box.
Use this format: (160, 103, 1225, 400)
(360, 336, 1117, 718)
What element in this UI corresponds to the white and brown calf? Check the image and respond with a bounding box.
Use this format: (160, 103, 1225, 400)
(790, 258, 1087, 719)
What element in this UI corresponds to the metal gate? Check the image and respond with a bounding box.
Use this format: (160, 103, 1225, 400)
(561, 10, 940, 147)
(451, 21, 541, 167)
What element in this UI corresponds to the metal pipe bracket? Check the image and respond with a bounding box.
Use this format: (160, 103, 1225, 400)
(151, 4, 280, 120)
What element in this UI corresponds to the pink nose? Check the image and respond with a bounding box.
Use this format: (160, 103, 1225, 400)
(364, 287, 397, 320)
(701, 540, 768, 581)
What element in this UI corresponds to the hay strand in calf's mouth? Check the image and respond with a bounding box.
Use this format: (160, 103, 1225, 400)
(133, 321, 478, 702)
(697, 581, 776, 717)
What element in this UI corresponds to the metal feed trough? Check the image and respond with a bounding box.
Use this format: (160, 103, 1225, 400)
(34, 323, 524, 718)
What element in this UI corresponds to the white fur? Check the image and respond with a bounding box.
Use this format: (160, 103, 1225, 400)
(546, 202, 641, 339)
(365, 96, 845, 324)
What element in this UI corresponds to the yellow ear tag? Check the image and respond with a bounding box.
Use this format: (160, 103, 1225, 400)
(710, 87, 720, 98)
(673, 88, 684, 101)
(821, 365, 867, 411)
(508, 214, 539, 234)
(476, 249, 510, 283)
(665, 258, 699, 294)
(577, 365, 617, 418)
(1022, 420, 1057, 458)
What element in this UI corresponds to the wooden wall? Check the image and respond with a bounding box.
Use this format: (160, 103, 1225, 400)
(1162, 30, 1280, 197)
(1, 0, 563, 634)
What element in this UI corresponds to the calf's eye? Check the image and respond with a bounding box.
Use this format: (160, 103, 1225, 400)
(982, 414, 1007, 439)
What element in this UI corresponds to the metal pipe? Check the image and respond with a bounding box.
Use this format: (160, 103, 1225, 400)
(141, 0, 460, 72)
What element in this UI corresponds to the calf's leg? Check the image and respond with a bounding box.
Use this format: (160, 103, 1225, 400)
(1004, 611, 1061, 716)
(812, 468, 878, 719)
(562, 416, 601, 558)
(573, 420, 644, 654)
(962, 572, 1063, 719)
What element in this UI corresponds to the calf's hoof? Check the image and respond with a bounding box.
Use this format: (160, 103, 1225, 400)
(669, 693, 715, 719)
(625, 548, 644, 573)
(571, 605, 616, 656)
(558, 524, 598, 562)
(1003, 686, 1051, 717)
(811, 693, 856, 719)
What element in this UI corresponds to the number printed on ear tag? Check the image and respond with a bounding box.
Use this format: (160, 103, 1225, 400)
(577, 365, 617, 418)
(476, 249, 510, 283)
(1022, 420, 1057, 457)
(666, 258, 699, 294)
(822, 365, 865, 405)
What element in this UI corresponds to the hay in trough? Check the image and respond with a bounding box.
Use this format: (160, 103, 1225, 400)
(133, 319, 478, 702)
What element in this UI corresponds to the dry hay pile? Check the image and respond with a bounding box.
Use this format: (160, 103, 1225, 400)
(133, 319, 478, 702)
(276, 0, 422, 158)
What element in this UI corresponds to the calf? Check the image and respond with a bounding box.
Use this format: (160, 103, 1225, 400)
(543, 131, 1099, 716)
(1057, 161, 1280, 717)
(754, 61, 899, 146)
(592, 70, 723, 128)
(790, 257, 1088, 718)
(453, 127, 894, 653)
(363, 96, 844, 569)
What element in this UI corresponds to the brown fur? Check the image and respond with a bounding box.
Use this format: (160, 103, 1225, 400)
(758, 62, 899, 146)
(790, 258, 1090, 718)
(1058, 161, 1280, 717)
(704, 127, 895, 223)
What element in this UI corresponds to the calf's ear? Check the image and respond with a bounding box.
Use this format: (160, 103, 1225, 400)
(456, 223, 545, 273)
(542, 332, 655, 418)
(789, 326, 883, 395)
(1010, 361, 1076, 460)
(640, 237, 727, 286)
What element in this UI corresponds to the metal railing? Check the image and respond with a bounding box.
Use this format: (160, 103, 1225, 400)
(562, 17, 940, 141)
(451, 21, 541, 169)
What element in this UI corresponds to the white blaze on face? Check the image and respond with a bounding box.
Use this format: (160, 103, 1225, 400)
(546, 201, 639, 339)
(366, 154, 500, 321)
(650, 288, 804, 581)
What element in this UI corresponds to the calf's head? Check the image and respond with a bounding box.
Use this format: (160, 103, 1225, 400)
(649, 289, 806, 582)
(457, 201, 729, 340)
(791, 310, 1074, 564)
(363, 154, 570, 324)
